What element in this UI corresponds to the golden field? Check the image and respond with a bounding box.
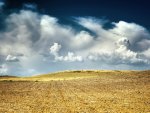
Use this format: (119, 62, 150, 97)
(0, 70, 150, 113)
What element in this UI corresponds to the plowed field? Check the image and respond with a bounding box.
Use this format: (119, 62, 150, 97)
(0, 71, 150, 113)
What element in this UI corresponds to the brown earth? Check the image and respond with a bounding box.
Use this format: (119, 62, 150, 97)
(0, 70, 150, 113)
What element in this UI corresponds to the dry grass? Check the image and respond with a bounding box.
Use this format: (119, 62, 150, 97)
(0, 70, 150, 113)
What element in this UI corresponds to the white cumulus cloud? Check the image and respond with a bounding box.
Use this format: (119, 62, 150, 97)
(0, 10, 150, 76)
(50, 43, 83, 62)
(6, 55, 19, 62)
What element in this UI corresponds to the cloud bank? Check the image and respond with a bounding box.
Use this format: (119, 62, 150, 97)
(0, 7, 150, 75)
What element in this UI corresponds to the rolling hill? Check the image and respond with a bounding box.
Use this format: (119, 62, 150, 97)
(0, 70, 150, 113)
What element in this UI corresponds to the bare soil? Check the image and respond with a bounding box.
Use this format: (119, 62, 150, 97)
(0, 71, 150, 113)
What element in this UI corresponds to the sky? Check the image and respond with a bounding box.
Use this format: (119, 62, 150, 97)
(0, 0, 150, 76)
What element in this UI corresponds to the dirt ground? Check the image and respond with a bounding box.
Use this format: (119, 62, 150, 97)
(0, 71, 150, 113)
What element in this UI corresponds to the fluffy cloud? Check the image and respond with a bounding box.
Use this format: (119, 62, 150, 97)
(76, 18, 150, 64)
(56, 52, 83, 62)
(50, 43, 83, 62)
(0, 9, 150, 76)
(110, 21, 150, 51)
(50, 43, 61, 56)
(115, 37, 130, 48)
(114, 38, 148, 64)
(6, 55, 19, 62)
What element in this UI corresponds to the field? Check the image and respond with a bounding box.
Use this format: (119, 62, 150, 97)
(0, 70, 150, 113)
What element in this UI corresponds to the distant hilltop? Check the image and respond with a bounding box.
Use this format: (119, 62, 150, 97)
(0, 75, 17, 78)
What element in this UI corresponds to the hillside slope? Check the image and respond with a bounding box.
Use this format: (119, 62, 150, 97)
(0, 70, 150, 81)
(0, 70, 149, 113)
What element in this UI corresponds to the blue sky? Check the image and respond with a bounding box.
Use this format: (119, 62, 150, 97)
(0, 0, 150, 76)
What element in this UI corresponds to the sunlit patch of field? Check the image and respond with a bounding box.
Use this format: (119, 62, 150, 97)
(0, 70, 150, 113)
